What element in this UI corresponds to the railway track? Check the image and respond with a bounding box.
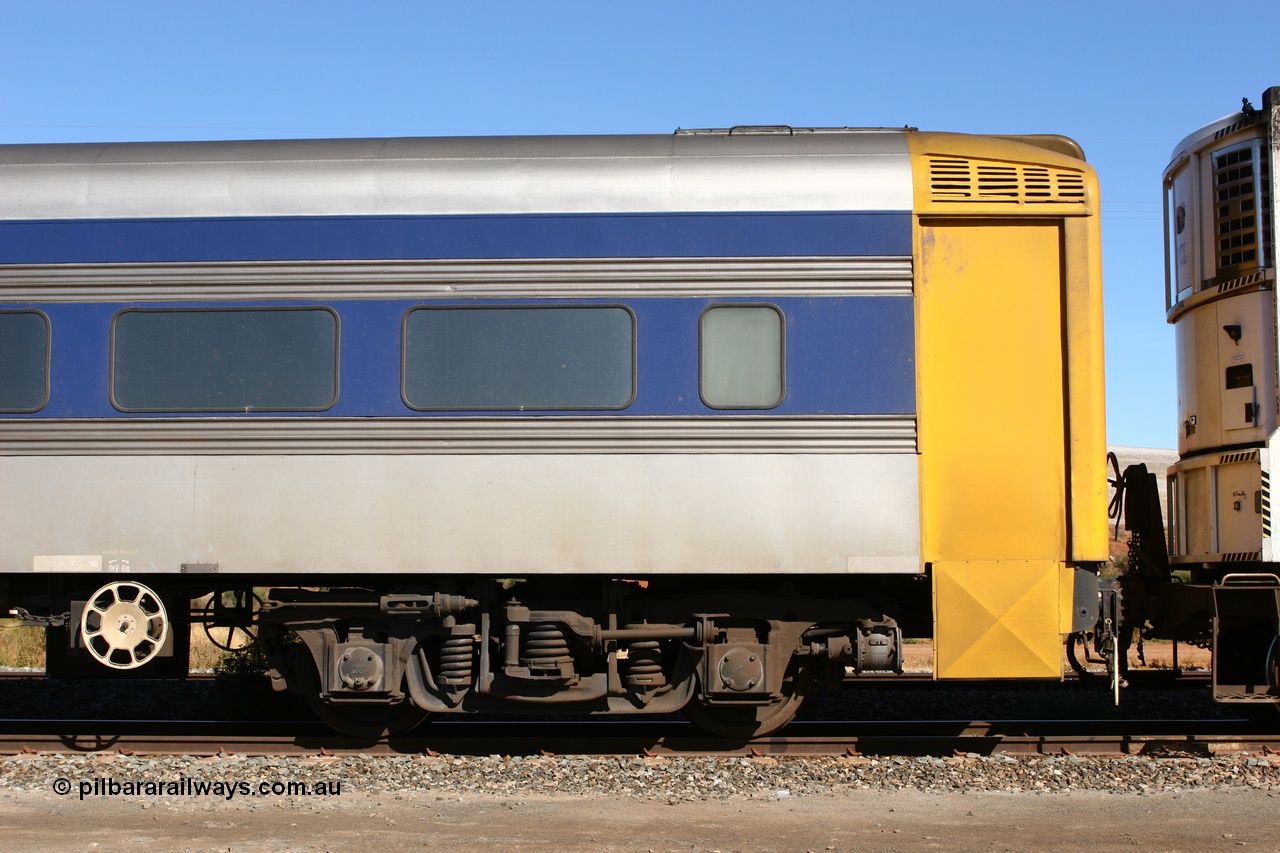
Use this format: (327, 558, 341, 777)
(0, 669, 1214, 686)
(1, 717, 1275, 758)
(0, 667, 1248, 758)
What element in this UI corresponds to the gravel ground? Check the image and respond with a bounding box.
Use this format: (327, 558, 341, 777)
(4, 787, 1278, 853)
(2, 751, 1280, 800)
(3, 751, 1280, 800)
(1, 757, 1278, 853)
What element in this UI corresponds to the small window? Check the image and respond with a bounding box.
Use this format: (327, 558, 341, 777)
(1226, 363, 1254, 389)
(0, 311, 50, 412)
(700, 305, 784, 409)
(1165, 168, 1196, 303)
(403, 306, 634, 410)
(112, 308, 338, 411)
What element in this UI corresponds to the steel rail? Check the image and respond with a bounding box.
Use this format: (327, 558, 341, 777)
(0, 718, 1274, 758)
(0, 669, 1214, 686)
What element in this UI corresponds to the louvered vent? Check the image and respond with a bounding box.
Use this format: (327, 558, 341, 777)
(929, 157, 1087, 204)
(1213, 142, 1272, 272)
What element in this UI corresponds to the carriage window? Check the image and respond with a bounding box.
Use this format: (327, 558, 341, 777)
(700, 305, 784, 409)
(0, 311, 49, 412)
(403, 306, 635, 410)
(112, 308, 338, 411)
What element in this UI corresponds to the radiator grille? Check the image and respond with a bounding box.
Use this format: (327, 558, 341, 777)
(928, 157, 1086, 204)
(1213, 142, 1272, 271)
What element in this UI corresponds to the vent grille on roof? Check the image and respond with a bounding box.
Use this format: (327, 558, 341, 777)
(928, 157, 1086, 204)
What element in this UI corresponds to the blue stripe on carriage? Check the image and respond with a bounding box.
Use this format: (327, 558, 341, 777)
(0, 212, 911, 264)
(9, 296, 915, 418)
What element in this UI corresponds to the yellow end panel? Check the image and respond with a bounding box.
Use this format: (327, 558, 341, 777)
(909, 131, 1109, 564)
(1063, 216, 1110, 561)
(917, 222, 1067, 561)
(933, 560, 1067, 679)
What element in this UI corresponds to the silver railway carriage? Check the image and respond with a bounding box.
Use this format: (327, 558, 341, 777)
(0, 127, 1115, 736)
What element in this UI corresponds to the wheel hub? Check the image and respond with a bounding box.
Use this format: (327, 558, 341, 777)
(79, 581, 169, 670)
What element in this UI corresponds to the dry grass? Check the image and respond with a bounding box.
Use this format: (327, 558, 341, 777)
(901, 640, 934, 672)
(0, 619, 45, 669)
(1128, 639, 1211, 670)
(190, 626, 243, 671)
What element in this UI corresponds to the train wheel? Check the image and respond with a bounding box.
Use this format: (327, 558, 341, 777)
(80, 581, 170, 670)
(683, 691, 804, 739)
(288, 645, 430, 738)
(308, 698, 429, 739)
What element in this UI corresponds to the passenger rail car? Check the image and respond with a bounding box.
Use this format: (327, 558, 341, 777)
(0, 127, 1110, 736)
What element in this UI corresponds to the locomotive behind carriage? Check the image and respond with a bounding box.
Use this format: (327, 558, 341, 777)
(1112, 87, 1280, 711)
(0, 101, 1273, 737)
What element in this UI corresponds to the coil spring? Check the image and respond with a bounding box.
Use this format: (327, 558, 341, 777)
(625, 639, 665, 687)
(439, 634, 473, 686)
(522, 623, 571, 665)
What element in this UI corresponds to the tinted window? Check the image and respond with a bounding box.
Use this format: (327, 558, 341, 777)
(701, 305, 784, 409)
(0, 311, 49, 412)
(113, 309, 338, 411)
(404, 307, 634, 410)
(1226, 363, 1254, 389)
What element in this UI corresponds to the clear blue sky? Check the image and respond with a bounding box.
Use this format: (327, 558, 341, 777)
(2, 1, 1275, 448)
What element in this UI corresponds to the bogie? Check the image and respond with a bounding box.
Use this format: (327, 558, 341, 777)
(254, 580, 893, 737)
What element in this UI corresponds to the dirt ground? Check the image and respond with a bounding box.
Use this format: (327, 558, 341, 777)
(898, 639, 1210, 675)
(1, 787, 1277, 853)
